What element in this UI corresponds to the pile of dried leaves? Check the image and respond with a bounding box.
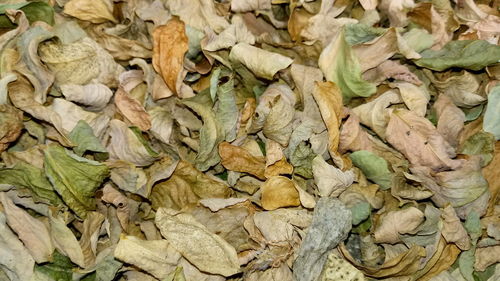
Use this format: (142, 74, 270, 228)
(1, 0, 500, 280)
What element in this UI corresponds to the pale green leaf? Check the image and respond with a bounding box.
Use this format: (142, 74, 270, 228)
(44, 143, 109, 219)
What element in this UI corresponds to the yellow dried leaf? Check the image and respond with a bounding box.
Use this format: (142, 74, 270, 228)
(64, 0, 117, 23)
(312, 81, 344, 167)
(152, 17, 189, 95)
(219, 142, 266, 180)
(261, 176, 300, 210)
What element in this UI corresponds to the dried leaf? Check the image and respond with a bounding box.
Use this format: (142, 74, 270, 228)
(152, 18, 188, 95)
(155, 208, 241, 277)
(261, 176, 300, 211)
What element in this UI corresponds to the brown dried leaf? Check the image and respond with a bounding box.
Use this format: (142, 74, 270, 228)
(0, 105, 23, 153)
(153, 17, 188, 95)
(386, 109, 462, 171)
(261, 176, 301, 211)
(114, 87, 151, 131)
(219, 142, 266, 180)
(312, 81, 344, 167)
(373, 207, 425, 244)
(441, 205, 471, 250)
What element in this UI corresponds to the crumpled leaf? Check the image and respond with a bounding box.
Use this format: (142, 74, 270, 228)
(0, 161, 60, 205)
(363, 60, 423, 86)
(261, 176, 301, 211)
(114, 87, 151, 131)
(0, 211, 34, 281)
(425, 70, 485, 108)
(386, 109, 462, 171)
(151, 160, 231, 210)
(16, 25, 55, 104)
(312, 155, 354, 197)
(114, 235, 180, 279)
(63, 0, 116, 23)
(203, 15, 255, 52)
(0, 105, 23, 154)
(229, 43, 293, 80)
(152, 17, 188, 95)
(44, 143, 109, 219)
(312, 81, 345, 166)
(374, 207, 425, 244)
(391, 81, 429, 117)
(215, 77, 239, 142)
(459, 131, 495, 167)
(155, 208, 241, 277)
(182, 92, 224, 171)
(411, 156, 488, 208)
(475, 246, 500, 272)
(107, 119, 160, 166)
(441, 205, 471, 251)
(0, 192, 54, 263)
(379, 0, 415, 27)
(353, 27, 420, 72)
(350, 150, 393, 190)
(352, 90, 402, 139)
(79, 211, 105, 267)
(434, 94, 466, 148)
(164, 0, 229, 33)
(48, 210, 85, 268)
(68, 120, 107, 156)
(50, 98, 110, 138)
(484, 84, 500, 140)
(59, 83, 113, 111)
(414, 40, 500, 71)
(7, 79, 71, 145)
(39, 37, 123, 87)
(219, 142, 266, 180)
(319, 29, 376, 102)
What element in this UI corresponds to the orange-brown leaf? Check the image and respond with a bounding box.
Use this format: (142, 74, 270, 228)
(152, 17, 188, 95)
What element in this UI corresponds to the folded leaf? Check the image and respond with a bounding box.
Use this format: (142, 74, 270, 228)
(59, 83, 113, 111)
(155, 208, 241, 277)
(182, 91, 224, 171)
(229, 43, 293, 80)
(107, 119, 159, 166)
(219, 142, 266, 179)
(0, 161, 60, 205)
(261, 176, 301, 210)
(48, 210, 85, 268)
(114, 87, 151, 131)
(374, 207, 424, 244)
(0, 193, 54, 263)
(44, 143, 109, 219)
(319, 29, 376, 102)
(68, 120, 107, 157)
(152, 17, 188, 95)
(312, 81, 344, 167)
(312, 155, 354, 197)
(349, 150, 393, 190)
(386, 109, 462, 171)
(0, 211, 35, 281)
